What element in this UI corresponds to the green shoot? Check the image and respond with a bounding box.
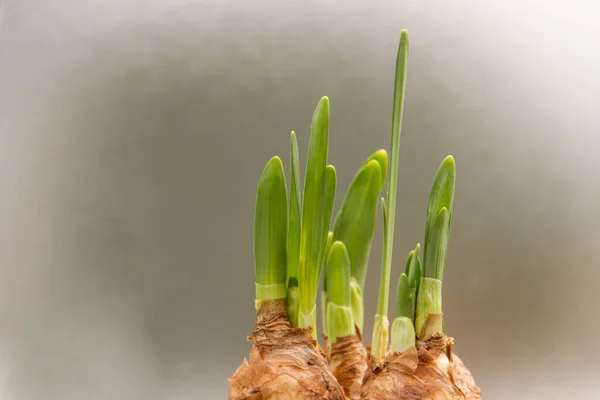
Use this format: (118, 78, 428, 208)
(319, 168, 335, 338)
(380, 197, 387, 230)
(349, 277, 364, 334)
(405, 244, 421, 319)
(422, 156, 455, 280)
(415, 156, 456, 338)
(332, 153, 385, 333)
(423, 207, 450, 281)
(321, 231, 334, 338)
(298, 96, 331, 337)
(415, 276, 443, 339)
(372, 29, 409, 361)
(319, 165, 337, 280)
(395, 273, 412, 320)
(333, 153, 386, 289)
(254, 156, 288, 310)
(287, 287, 299, 328)
(367, 149, 388, 186)
(390, 317, 415, 354)
(391, 272, 416, 353)
(286, 131, 302, 326)
(390, 246, 422, 353)
(325, 241, 355, 344)
(287, 131, 302, 288)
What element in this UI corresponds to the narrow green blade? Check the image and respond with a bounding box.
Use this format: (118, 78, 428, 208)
(323, 231, 334, 293)
(332, 158, 383, 289)
(423, 208, 450, 280)
(321, 289, 328, 338)
(395, 273, 413, 320)
(325, 241, 354, 344)
(366, 149, 388, 189)
(376, 29, 409, 319)
(254, 156, 288, 299)
(406, 243, 421, 311)
(380, 197, 387, 234)
(298, 96, 330, 328)
(321, 231, 334, 337)
(325, 241, 352, 308)
(404, 250, 416, 283)
(287, 131, 302, 288)
(318, 165, 337, 281)
(422, 156, 455, 279)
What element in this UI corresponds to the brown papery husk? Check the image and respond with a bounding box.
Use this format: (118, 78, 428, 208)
(361, 317, 480, 400)
(328, 329, 368, 400)
(228, 299, 345, 400)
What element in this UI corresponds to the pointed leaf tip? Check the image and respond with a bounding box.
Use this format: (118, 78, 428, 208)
(331, 158, 382, 289)
(287, 132, 302, 287)
(316, 96, 330, 115)
(265, 155, 283, 172)
(367, 149, 388, 186)
(405, 250, 415, 277)
(396, 272, 412, 319)
(254, 155, 288, 288)
(326, 241, 351, 307)
(443, 154, 455, 167)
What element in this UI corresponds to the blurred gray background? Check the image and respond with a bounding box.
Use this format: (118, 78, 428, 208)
(0, 0, 599, 399)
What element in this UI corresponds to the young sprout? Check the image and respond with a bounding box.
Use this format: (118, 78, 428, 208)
(372, 30, 409, 361)
(298, 96, 333, 338)
(232, 29, 482, 400)
(415, 156, 455, 339)
(321, 231, 334, 339)
(286, 132, 302, 327)
(389, 250, 418, 352)
(395, 273, 413, 320)
(321, 165, 337, 278)
(325, 241, 355, 344)
(390, 242, 421, 353)
(254, 156, 288, 311)
(332, 153, 386, 333)
(405, 243, 421, 319)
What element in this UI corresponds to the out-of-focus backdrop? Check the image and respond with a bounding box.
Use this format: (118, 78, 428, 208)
(0, 0, 599, 399)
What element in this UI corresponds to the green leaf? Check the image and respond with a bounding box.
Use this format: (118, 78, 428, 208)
(298, 96, 330, 327)
(406, 243, 421, 312)
(332, 158, 383, 289)
(350, 277, 364, 334)
(325, 242, 355, 343)
(318, 165, 337, 280)
(375, 29, 409, 320)
(373, 31, 409, 361)
(423, 208, 450, 280)
(366, 149, 388, 190)
(423, 156, 455, 280)
(380, 197, 387, 229)
(321, 231, 334, 337)
(254, 156, 288, 289)
(323, 231, 334, 293)
(404, 250, 415, 282)
(325, 241, 352, 308)
(286, 131, 302, 288)
(395, 273, 412, 320)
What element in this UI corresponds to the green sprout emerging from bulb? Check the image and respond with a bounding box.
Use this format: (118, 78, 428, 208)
(252, 29, 457, 360)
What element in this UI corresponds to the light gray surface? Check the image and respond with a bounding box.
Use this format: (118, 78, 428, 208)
(0, 0, 599, 399)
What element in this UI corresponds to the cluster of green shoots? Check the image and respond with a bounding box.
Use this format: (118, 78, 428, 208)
(253, 31, 456, 360)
